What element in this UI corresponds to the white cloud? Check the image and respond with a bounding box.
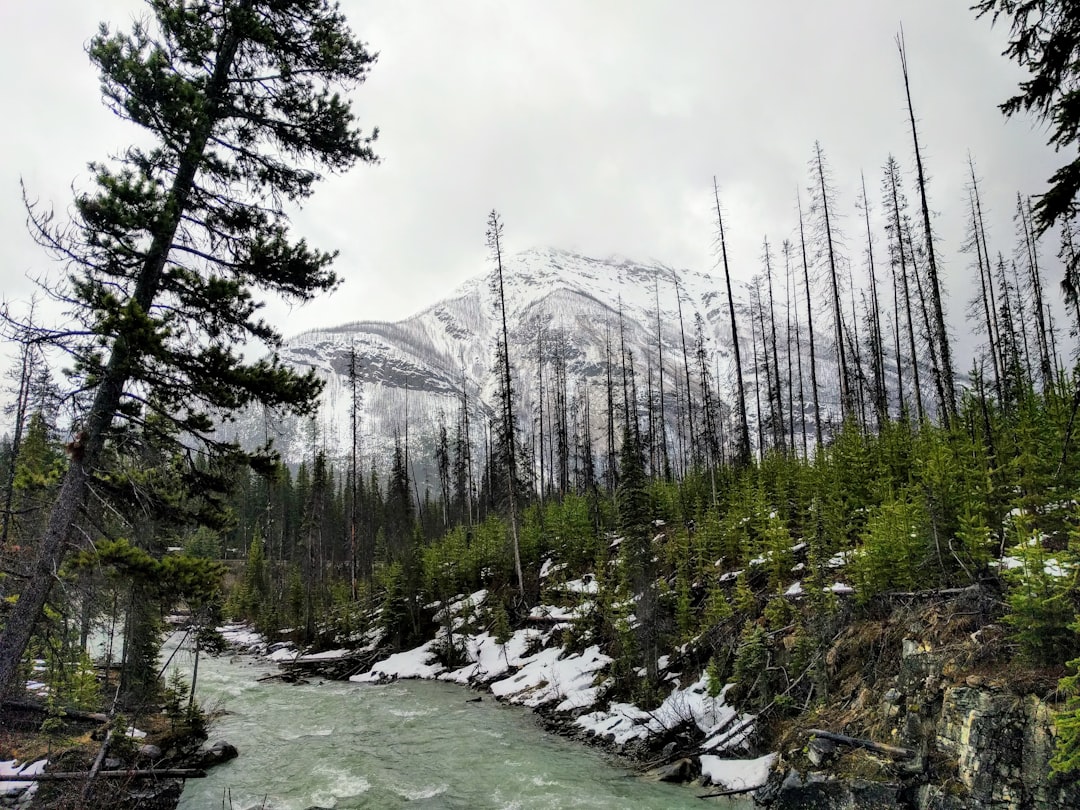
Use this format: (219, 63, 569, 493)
(0, 0, 1064, 388)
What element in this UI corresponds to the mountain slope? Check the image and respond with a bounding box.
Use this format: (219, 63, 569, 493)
(224, 247, 850, 479)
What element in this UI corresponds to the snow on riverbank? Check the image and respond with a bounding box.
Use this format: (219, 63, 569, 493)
(344, 588, 768, 789)
(217, 589, 773, 793)
(700, 752, 777, 791)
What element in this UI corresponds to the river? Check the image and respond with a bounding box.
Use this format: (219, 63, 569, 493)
(174, 646, 748, 809)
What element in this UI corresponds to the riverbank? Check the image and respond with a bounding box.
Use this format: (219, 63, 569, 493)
(218, 582, 774, 801)
(179, 639, 745, 809)
(222, 574, 1080, 809)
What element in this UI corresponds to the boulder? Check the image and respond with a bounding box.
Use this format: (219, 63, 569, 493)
(652, 757, 694, 783)
(193, 740, 239, 768)
(754, 768, 906, 809)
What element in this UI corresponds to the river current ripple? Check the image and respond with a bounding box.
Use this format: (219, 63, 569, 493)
(175, 649, 746, 809)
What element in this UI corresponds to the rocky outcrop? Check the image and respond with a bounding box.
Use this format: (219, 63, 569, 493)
(756, 638, 1080, 809)
(934, 685, 1079, 809)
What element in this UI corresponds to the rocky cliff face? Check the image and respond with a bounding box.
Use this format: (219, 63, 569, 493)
(755, 594, 1080, 809)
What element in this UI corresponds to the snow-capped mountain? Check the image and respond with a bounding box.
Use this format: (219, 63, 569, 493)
(223, 247, 841, 478)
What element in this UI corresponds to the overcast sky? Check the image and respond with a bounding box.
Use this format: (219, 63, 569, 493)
(0, 1, 1064, 371)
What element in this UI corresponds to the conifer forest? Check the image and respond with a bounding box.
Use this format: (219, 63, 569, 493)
(6, 1, 1080, 808)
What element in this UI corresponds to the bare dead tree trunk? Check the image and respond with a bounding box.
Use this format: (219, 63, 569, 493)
(797, 191, 824, 450)
(899, 28, 956, 421)
(763, 238, 786, 452)
(714, 179, 752, 465)
(812, 142, 852, 421)
(654, 279, 671, 480)
(674, 280, 697, 466)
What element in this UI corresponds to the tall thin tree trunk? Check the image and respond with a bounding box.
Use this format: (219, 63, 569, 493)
(655, 279, 671, 480)
(969, 195, 1004, 405)
(763, 238, 786, 452)
(675, 280, 697, 466)
(787, 241, 808, 457)
(714, 179, 752, 464)
(813, 142, 852, 420)
(861, 172, 888, 427)
(486, 211, 524, 597)
(1, 344, 34, 552)
(536, 326, 545, 501)
(1018, 194, 1053, 389)
(899, 29, 956, 421)
(797, 191, 824, 450)
(751, 286, 766, 458)
(0, 12, 250, 699)
(783, 241, 797, 453)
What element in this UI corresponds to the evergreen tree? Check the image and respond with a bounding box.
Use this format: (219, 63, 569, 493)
(976, 1, 1080, 234)
(0, 0, 379, 700)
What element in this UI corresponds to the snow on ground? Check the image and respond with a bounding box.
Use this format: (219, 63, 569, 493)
(576, 673, 751, 752)
(529, 602, 593, 623)
(350, 640, 445, 682)
(343, 589, 768, 776)
(700, 752, 777, 791)
(440, 628, 545, 685)
(539, 558, 567, 579)
(557, 576, 598, 595)
(266, 642, 299, 662)
(433, 590, 488, 626)
(0, 759, 45, 799)
(490, 644, 612, 709)
(218, 623, 267, 653)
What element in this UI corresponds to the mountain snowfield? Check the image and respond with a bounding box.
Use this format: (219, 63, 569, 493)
(224, 247, 848, 477)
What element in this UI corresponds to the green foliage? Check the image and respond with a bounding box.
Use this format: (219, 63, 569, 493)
(1002, 513, 1079, 666)
(44, 647, 100, 712)
(733, 571, 757, 615)
(852, 489, 930, 597)
(706, 656, 724, 700)
(1053, 656, 1080, 774)
(183, 526, 222, 559)
(733, 622, 770, 708)
(491, 599, 512, 646)
(974, 0, 1080, 230)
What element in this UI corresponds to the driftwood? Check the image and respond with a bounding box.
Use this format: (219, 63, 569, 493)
(279, 649, 384, 681)
(0, 769, 206, 781)
(697, 784, 759, 798)
(807, 729, 916, 760)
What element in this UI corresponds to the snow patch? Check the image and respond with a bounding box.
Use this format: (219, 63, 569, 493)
(699, 752, 777, 791)
(350, 640, 445, 682)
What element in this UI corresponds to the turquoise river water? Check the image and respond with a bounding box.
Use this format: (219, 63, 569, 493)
(174, 648, 748, 809)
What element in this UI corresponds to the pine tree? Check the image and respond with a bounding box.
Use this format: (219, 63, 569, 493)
(975, 1, 1080, 234)
(0, 0, 379, 700)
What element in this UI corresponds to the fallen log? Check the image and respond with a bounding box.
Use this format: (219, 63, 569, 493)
(697, 784, 759, 798)
(0, 769, 206, 781)
(0, 699, 108, 724)
(807, 729, 915, 760)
